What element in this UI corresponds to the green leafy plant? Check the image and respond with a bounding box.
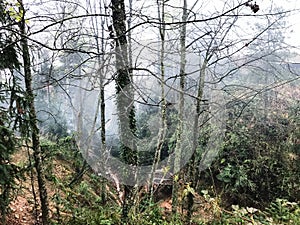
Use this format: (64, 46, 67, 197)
(208, 98, 300, 208)
(266, 199, 300, 224)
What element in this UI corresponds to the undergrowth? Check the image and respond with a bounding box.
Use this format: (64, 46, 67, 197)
(40, 135, 299, 225)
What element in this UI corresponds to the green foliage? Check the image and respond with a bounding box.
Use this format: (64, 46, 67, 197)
(0, 1, 21, 70)
(135, 104, 179, 166)
(210, 200, 300, 225)
(266, 198, 300, 224)
(40, 137, 117, 225)
(0, 125, 18, 221)
(208, 98, 300, 207)
(62, 205, 120, 225)
(0, 75, 25, 223)
(129, 201, 164, 225)
(40, 135, 84, 183)
(37, 128, 299, 225)
(0, 14, 23, 219)
(0, 38, 20, 70)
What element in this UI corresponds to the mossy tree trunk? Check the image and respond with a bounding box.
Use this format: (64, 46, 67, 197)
(111, 0, 137, 222)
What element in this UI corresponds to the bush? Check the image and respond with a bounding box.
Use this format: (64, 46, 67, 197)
(208, 99, 300, 208)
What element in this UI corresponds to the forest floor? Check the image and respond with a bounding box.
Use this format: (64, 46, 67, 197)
(6, 146, 81, 225)
(6, 186, 214, 225)
(5, 147, 216, 225)
(7, 147, 37, 225)
(6, 146, 299, 225)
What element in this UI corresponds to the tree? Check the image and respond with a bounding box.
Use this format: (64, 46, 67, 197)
(18, 1, 50, 224)
(0, 1, 20, 70)
(111, 0, 137, 221)
(172, 0, 187, 215)
(0, 1, 21, 224)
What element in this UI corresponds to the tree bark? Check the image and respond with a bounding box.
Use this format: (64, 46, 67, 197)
(148, 0, 167, 201)
(187, 58, 207, 224)
(19, 1, 49, 224)
(111, 0, 137, 221)
(172, 0, 187, 214)
(100, 16, 107, 206)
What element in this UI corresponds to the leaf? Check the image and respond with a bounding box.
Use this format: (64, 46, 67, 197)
(246, 207, 259, 214)
(201, 189, 208, 195)
(187, 186, 196, 196)
(232, 205, 239, 211)
(174, 174, 179, 182)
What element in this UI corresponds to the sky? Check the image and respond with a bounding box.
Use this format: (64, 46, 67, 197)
(140, 0, 300, 54)
(259, 0, 300, 49)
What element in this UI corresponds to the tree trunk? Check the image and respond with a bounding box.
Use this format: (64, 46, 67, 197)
(111, 0, 137, 222)
(19, 1, 49, 224)
(148, 0, 167, 201)
(172, 0, 187, 214)
(99, 0, 107, 204)
(187, 58, 208, 223)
